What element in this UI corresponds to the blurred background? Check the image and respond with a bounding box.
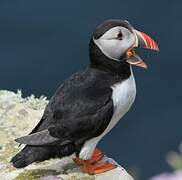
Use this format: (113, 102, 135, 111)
(0, 0, 181, 179)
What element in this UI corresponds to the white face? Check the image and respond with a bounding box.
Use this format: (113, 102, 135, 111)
(93, 26, 137, 61)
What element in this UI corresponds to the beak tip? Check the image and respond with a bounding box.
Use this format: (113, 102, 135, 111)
(154, 43, 160, 52)
(156, 46, 160, 52)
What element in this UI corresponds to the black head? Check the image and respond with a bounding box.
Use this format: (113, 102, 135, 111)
(93, 19, 134, 39)
(90, 19, 159, 69)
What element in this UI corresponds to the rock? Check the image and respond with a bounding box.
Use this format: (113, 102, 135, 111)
(0, 90, 134, 180)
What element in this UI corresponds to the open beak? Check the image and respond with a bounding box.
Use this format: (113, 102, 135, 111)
(126, 30, 159, 69)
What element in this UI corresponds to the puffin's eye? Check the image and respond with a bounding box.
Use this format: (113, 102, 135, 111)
(116, 31, 123, 40)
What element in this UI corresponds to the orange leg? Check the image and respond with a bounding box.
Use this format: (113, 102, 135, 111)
(73, 148, 103, 166)
(81, 160, 117, 175)
(90, 148, 103, 164)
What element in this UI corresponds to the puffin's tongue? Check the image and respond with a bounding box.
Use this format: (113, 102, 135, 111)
(126, 51, 147, 69)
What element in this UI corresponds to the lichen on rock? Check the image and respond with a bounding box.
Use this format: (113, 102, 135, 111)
(0, 90, 134, 180)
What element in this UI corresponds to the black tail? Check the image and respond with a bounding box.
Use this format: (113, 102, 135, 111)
(11, 144, 75, 168)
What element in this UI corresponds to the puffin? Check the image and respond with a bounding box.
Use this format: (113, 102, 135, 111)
(11, 19, 159, 174)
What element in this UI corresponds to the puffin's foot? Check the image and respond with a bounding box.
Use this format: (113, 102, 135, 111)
(73, 148, 103, 165)
(81, 160, 117, 175)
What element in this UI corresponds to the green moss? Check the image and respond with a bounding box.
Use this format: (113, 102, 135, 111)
(15, 169, 60, 180)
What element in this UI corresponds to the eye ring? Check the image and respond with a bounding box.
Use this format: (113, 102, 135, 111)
(116, 31, 123, 40)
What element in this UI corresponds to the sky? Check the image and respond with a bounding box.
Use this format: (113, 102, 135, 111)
(0, 0, 181, 179)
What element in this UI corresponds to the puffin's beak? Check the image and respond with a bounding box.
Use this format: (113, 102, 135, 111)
(134, 30, 159, 51)
(126, 30, 159, 69)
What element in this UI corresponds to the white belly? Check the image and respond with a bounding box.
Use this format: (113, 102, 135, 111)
(79, 67, 136, 160)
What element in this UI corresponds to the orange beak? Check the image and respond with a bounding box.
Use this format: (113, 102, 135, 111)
(126, 30, 159, 69)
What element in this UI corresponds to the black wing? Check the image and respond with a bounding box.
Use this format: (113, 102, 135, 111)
(16, 68, 114, 146)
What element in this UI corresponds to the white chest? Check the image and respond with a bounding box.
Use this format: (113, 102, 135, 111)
(79, 68, 136, 160)
(111, 70, 136, 121)
(102, 69, 136, 136)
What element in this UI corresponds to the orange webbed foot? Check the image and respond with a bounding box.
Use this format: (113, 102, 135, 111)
(81, 160, 117, 175)
(90, 148, 103, 164)
(73, 148, 117, 175)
